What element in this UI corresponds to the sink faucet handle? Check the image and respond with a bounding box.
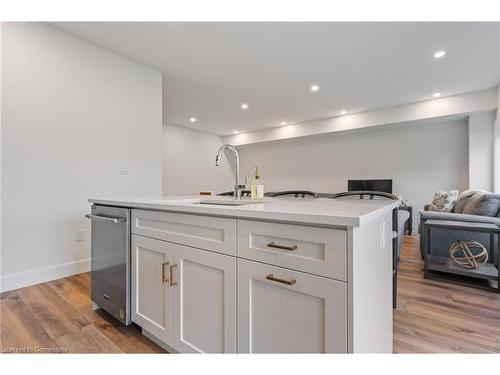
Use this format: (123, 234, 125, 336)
(243, 175, 248, 188)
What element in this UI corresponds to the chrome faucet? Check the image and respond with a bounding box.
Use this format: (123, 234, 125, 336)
(215, 144, 245, 200)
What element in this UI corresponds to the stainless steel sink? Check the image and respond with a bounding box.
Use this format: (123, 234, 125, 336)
(197, 199, 263, 206)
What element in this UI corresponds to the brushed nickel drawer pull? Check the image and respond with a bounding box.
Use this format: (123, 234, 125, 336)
(170, 264, 178, 286)
(161, 262, 170, 284)
(266, 274, 296, 285)
(267, 242, 298, 251)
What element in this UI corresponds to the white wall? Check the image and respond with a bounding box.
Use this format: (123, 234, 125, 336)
(163, 123, 233, 195)
(497, 85, 500, 121)
(494, 85, 500, 193)
(237, 118, 469, 229)
(0, 23, 3, 273)
(468, 111, 496, 191)
(1, 23, 163, 292)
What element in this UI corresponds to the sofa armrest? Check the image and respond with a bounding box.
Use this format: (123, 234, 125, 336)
(420, 210, 500, 226)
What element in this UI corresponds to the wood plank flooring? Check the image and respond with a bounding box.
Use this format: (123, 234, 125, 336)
(1, 235, 499, 353)
(0, 273, 165, 353)
(394, 235, 500, 353)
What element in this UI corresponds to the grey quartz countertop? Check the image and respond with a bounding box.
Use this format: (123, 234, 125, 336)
(88, 195, 399, 227)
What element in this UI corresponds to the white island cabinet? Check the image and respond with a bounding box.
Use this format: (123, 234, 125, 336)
(90, 196, 397, 353)
(131, 230, 237, 353)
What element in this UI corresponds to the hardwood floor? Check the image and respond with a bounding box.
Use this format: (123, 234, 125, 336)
(394, 235, 500, 353)
(0, 273, 165, 353)
(1, 235, 499, 353)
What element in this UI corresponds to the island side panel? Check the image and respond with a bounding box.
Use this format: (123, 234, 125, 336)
(347, 211, 393, 353)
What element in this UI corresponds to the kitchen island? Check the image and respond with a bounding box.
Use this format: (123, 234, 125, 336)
(88, 195, 398, 353)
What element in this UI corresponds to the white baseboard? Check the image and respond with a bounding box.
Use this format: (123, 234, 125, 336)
(0, 258, 91, 293)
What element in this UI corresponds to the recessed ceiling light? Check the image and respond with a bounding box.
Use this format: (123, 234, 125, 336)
(434, 50, 446, 59)
(281, 121, 287, 126)
(189, 117, 197, 123)
(241, 103, 249, 110)
(233, 130, 239, 134)
(340, 110, 347, 115)
(310, 84, 319, 92)
(433, 92, 441, 98)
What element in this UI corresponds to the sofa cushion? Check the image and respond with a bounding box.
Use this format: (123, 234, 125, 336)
(428, 190, 459, 212)
(463, 193, 500, 217)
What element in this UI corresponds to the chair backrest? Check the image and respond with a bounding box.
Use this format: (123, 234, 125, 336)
(329, 190, 399, 201)
(264, 190, 318, 198)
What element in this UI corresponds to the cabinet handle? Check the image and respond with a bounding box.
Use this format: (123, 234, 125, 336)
(267, 242, 297, 251)
(161, 262, 170, 283)
(266, 274, 296, 285)
(170, 264, 178, 286)
(85, 213, 126, 224)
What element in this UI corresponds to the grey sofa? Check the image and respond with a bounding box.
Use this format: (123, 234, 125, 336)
(419, 192, 500, 262)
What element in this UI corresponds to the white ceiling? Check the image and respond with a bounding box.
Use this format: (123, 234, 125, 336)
(51, 22, 500, 136)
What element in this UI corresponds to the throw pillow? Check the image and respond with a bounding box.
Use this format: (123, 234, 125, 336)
(457, 189, 488, 200)
(428, 190, 459, 212)
(463, 193, 500, 217)
(453, 189, 486, 213)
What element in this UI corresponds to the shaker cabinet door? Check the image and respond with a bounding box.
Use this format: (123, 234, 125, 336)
(131, 235, 174, 347)
(172, 244, 237, 353)
(238, 258, 347, 353)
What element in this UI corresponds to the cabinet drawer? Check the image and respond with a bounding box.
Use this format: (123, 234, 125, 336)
(237, 220, 346, 280)
(132, 210, 236, 256)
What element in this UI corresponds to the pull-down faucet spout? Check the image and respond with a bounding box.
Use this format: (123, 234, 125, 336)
(215, 144, 243, 200)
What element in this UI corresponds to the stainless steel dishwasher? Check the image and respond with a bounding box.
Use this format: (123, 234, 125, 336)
(85, 205, 131, 325)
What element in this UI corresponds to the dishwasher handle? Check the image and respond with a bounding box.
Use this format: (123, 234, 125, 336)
(85, 213, 126, 224)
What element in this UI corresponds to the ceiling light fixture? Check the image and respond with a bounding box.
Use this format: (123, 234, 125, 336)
(190, 117, 197, 123)
(434, 50, 446, 59)
(433, 92, 441, 98)
(233, 130, 239, 134)
(241, 103, 249, 110)
(281, 121, 287, 126)
(340, 110, 347, 115)
(310, 84, 319, 92)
